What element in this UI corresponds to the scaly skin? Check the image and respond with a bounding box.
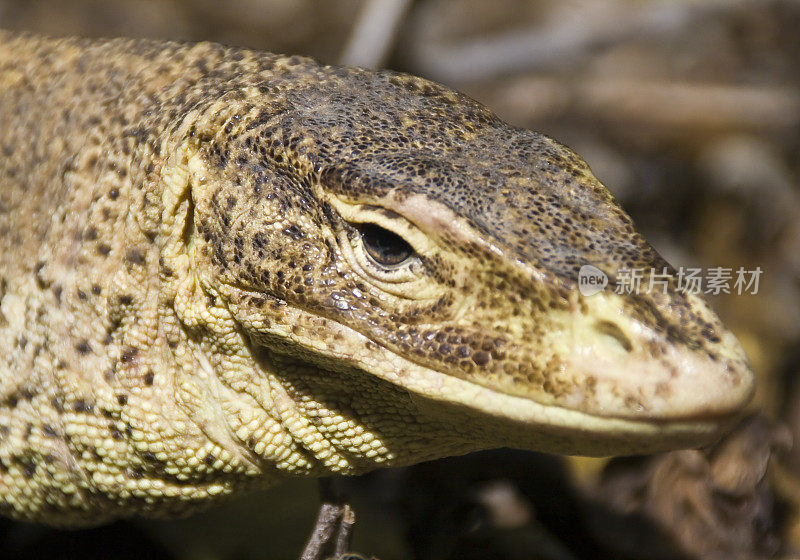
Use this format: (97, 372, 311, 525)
(0, 31, 754, 526)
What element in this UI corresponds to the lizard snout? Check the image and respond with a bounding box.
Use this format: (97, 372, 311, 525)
(556, 293, 755, 423)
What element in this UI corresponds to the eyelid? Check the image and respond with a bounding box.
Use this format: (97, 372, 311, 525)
(336, 230, 418, 291)
(325, 196, 436, 255)
(327, 205, 445, 301)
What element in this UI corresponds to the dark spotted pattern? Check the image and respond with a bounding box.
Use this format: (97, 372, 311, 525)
(0, 31, 752, 527)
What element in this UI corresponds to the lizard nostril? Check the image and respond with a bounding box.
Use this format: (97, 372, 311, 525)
(594, 320, 633, 352)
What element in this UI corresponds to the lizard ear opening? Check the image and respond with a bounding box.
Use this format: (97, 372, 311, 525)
(357, 223, 415, 268)
(181, 193, 196, 250)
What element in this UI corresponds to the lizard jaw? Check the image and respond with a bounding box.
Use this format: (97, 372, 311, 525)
(255, 308, 750, 457)
(371, 349, 746, 457)
(228, 287, 751, 457)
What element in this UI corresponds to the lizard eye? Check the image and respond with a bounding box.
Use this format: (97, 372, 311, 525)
(358, 223, 416, 268)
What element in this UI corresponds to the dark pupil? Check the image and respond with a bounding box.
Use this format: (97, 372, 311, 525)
(359, 223, 414, 267)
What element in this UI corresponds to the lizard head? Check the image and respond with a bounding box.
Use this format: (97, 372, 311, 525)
(186, 65, 754, 458)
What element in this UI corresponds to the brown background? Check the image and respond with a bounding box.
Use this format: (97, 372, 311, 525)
(1, 1, 799, 558)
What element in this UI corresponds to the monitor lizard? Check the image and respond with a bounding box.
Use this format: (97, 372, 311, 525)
(0, 30, 754, 528)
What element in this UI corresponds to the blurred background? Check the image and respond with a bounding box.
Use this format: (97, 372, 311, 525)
(1, 0, 799, 558)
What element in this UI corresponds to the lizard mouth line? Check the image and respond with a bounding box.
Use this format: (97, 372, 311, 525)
(221, 270, 745, 429)
(252, 303, 740, 455)
(287, 346, 739, 456)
